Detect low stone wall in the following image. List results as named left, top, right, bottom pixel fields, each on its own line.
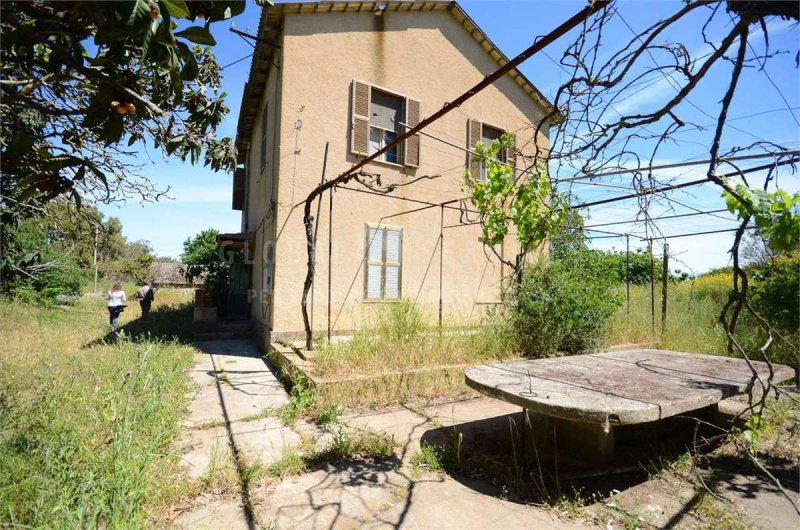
left=268, top=343, right=480, bottom=409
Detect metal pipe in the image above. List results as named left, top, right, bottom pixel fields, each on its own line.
left=327, top=175, right=333, bottom=341
left=626, top=234, right=630, bottom=315
left=649, top=239, right=656, bottom=339
left=439, top=205, right=444, bottom=328
left=309, top=142, right=329, bottom=336
left=662, top=241, right=669, bottom=338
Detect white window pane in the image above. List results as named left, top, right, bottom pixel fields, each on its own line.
left=367, top=227, right=383, bottom=261
left=385, top=229, right=401, bottom=262
left=369, top=127, right=381, bottom=155
left=384, top=265, right=399, bottom=299
left=367, top=264, right=383, bottom=298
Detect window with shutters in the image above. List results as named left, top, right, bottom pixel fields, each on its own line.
left=351, top=81, right=420, bottom=167
left=479, top=124, right=506, bottom=181
left=369, top=89, right=403, bottom=164
left=260, top=103, right=269, bottom=172
left=467, top=119, right=515, bottom=181
left=364, top=224, right=402, bottom=300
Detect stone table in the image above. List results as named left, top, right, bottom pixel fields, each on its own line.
left=465, top=349, right=795, bottom=457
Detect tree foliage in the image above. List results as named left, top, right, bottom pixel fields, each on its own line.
left=0, top=0, right=243, bottom=211
left=1, top=219, right=84, bottom=304
left=464, top=133, right=569, bottom=268
left=181, top=228, right=227, bottom=301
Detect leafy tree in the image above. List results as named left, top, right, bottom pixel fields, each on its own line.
left=0, top=0, right=244, bottom=212
left=1, top=219, right=84, bottom=303
left=101, top=240, right=156, bottom=283
left=39, top=203, right=125, bottom=269
left=181, top=228, right=227, bottom=302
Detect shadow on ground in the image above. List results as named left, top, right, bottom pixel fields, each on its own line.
left=418, top=409, right=744, bottom=505
left=84, top=302, right=194, bottom=347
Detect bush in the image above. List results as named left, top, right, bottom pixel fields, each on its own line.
left=750, top=253, right=799, bottom=334
left=1, top=219, right=84, bottom=304
left=509, top=259, right=622, bottom=356
left=36, top=257, right=84, bottom=302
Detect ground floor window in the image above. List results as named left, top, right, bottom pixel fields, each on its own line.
left=365, top=224, right=402, bottom=300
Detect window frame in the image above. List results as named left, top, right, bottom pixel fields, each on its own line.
left=363, top=223, right=403, bottom=301
left=368, top=85, right=406, bottom=165
left=479, top=122, right=507, bottom=182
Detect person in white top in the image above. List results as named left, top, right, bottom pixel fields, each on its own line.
left=106, top=282, right=127, bottom=330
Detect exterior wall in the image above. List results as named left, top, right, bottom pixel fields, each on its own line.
left=253, top=9, right=549, bottom=335
left=244, top=52, right=283, bottom=347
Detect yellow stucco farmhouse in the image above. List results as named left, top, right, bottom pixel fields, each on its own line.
left=226, top=0, right=556, bottom=349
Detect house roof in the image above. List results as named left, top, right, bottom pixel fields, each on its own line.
left=235, top=0, right=558, bottom=163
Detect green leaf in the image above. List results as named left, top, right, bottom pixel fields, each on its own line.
left=126, top=0, right=152, bottom=29
left=175, top=26, right=216, bottom=45
left=161, top=0, right=190, bottom=18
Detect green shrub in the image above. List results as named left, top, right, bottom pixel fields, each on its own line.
left=749, top=253, right=799, bottom=370
left=509, top=259, right=622, bottom=356
left=750, top=253, right=799, bottom=336
left=35, top=256, right=84, bottom=302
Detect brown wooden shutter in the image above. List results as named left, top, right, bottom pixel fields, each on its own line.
left=506, top=132, right=517, bottom=176
left=467, top=118, right=482, bottom=179
left=404, top=97, right=420, bottom=167
left=351, top=80, right=370, bottom=156
left=232, top=167, right=245, bottom=211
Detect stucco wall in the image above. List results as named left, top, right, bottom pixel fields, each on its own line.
left=254, top=8, right=550, bottom=334
left=244, top=50, right=283, bottom=341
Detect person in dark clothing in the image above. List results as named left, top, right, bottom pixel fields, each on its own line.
left=135, top=280, right=156, bottom=317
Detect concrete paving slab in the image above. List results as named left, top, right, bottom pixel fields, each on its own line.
left=176, top=424, right=229, bottom=478
left=229, top=417, right=302, bottom=466
left=344, top=407, right=430, bottom=461
left=172, top=499, right=251, bottom=530
left=257, top=461, right=573, bottom=529
left=421, top=397, right=520, bottom=428
left=466, top=349, right=795, bottom=425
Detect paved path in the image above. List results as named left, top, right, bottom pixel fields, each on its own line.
left=177, top=340, right=300, bottom=480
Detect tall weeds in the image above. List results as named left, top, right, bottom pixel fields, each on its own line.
left=0, top=291, right=196, bottom=527
left=314, top=300, right=516, bottom=378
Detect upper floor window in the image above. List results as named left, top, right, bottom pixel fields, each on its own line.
left=369, top=89, right=403, bottom=164
left=479, top=124, right=506, bottom=181
left=467, top=119, right=515, bottom=181
left=351, top=80, right=420, bottom=168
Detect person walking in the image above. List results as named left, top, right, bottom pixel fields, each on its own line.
left=135, top=280, right=156, bottom=317
left=106, top=282, right=127, bottom=330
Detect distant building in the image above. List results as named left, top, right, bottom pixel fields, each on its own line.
left=148, top=262, right=200, bottom=287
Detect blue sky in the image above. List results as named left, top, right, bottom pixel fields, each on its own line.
left=99, top=0, right=799, bottom=273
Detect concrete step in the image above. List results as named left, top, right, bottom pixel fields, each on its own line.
left=193, top=320, right=253, bottom=341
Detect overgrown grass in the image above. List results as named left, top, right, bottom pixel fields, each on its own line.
left=606, top=277, right=797, bottom=372
left=0, top=289, right=196, bottom=527
left=314, top=300, right=516, bottom=379
left=268, top=429, right=396, bottom=478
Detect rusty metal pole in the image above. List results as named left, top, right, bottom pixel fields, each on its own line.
left=310, top=142, right=329, bottom=337
left=625, top=234, right=630, bottom=315
left=662, top=241, right=669, bottom=339
left=327, top=180, right=333, bottom=342
left=439, top=205, right=444, bottom=328
left=649, top=239, right=655, bottom=339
